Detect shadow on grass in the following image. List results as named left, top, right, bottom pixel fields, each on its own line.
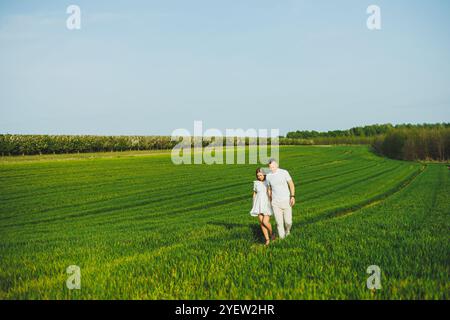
left=207, top=221, right=264, bottom=244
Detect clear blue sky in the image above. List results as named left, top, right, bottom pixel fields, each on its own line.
left=1, top=0, right=449, bottom=135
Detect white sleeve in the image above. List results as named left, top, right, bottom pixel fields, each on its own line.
left=253, top=181, right=257, bottom=192
left=284, top=170, right=292, bottom=182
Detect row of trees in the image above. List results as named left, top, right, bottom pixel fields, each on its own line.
left=1, top=134, right=370, bottom=156
left=0, top=135, right=178, bottom=155
left=372, top=127, right=450, bottom=161
left=1, top=124, right=449, bottom=161
left=0, top=135, right=280, bottom=156
left=286, top=123, right=450, bottom=139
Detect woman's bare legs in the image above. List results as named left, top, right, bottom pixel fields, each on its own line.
left=262, top=215, right=274, bottom=240
left=258, top=214, right=270, bottom=245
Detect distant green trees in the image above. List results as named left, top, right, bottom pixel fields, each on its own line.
left=286, top=123, right=449, bottom=139
left=283, top=126, right=448, bottom=160
left=0, top=135, right=277, bottom=156
left=372, top=126, right=450, bottom=161
left=286, top=124, right=392, bottom=139
left=1, top=123, right=449, bottom=161
left=286, top=123, right=450, bottom=161
left=0, top=135, right=177, bottom=156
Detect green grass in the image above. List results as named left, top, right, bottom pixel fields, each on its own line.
left=0, top=145, right=448, bottom=299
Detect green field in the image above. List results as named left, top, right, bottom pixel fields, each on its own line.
left=0, top=146, right=448, bottom=299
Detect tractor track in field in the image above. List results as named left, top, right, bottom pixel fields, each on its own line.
left=301, top=164, right=427, bottom=225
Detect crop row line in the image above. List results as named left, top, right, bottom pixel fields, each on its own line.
left=301, top=165, right=427, bottom=225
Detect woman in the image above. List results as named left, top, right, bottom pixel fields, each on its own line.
left=250, top=168, right=274, bottom=245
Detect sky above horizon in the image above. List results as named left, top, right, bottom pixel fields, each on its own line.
left=1, top=0, right=449, bottom=135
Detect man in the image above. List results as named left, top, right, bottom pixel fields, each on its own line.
left=266, top=159, right=295, bottom=239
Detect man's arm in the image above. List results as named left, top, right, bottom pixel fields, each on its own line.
left=267, top=186, right=272, bottom=201
left=288, top=179, right=295, bottom=207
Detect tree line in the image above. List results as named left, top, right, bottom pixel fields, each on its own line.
left=372, top=127, right=449, bottom=161
left=286, top=123, right=450, bottom=139
left=1, top=123, right=449, bottom=161
left=0, top=135, right=279, bottom=156
left=0, top=135, right=177, bottom=156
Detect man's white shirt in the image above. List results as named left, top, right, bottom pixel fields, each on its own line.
left=266, top=168, right=292, bottom=205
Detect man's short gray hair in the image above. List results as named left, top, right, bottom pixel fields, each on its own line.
left=268, top=158, right=277, bottom=165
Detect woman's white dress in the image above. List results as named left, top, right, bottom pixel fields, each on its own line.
left=250, top=180, right=273, bottom=216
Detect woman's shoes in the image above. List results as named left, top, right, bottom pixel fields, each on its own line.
left=264, top=239, right=270, bottom=246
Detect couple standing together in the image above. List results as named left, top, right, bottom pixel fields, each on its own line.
left=250, top=159, right=296, bottom=246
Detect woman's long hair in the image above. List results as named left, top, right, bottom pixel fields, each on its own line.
left=255, top=168, right=266, bottom=181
